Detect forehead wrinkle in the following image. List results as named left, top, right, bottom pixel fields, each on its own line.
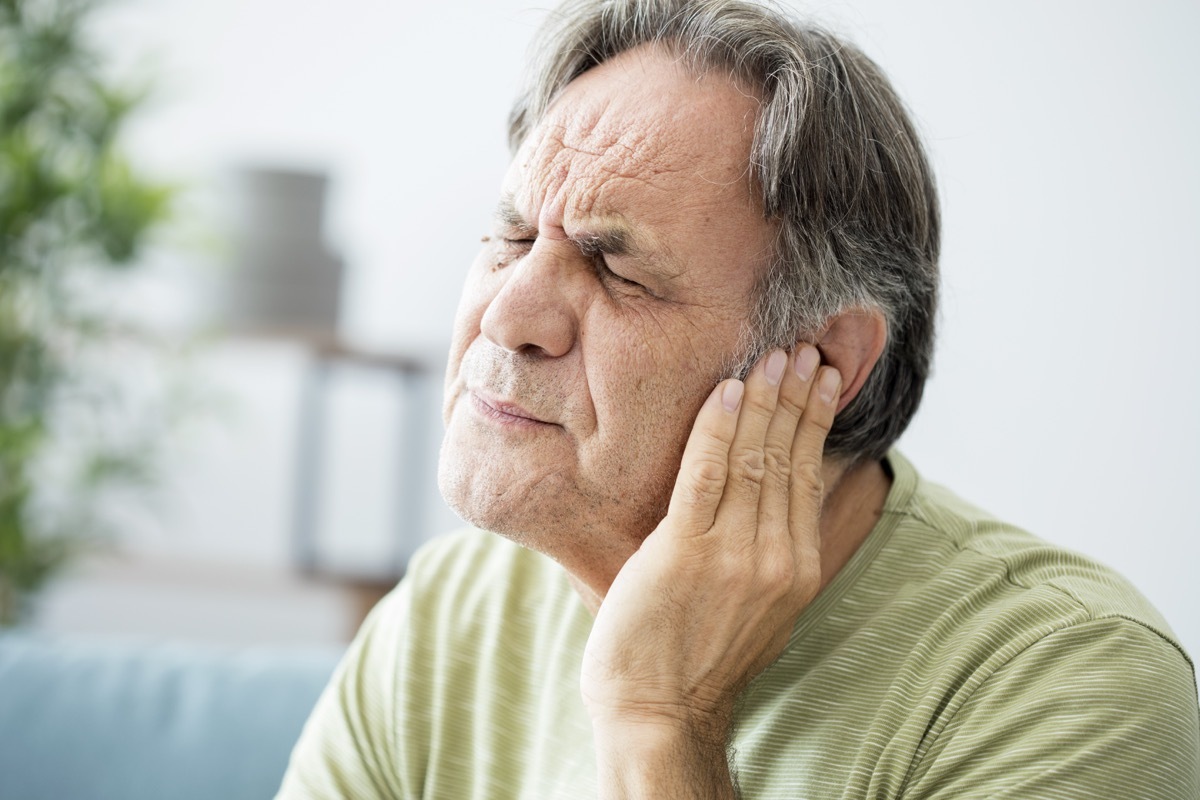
left=538, top=134, right=685, bottom=234
left=513, top=101, right=746, bottom=289
left=534, top=110, right=678, bottom=184
left=517, top=123, right=674, bottom=231
left=517, top=122, right=572, bottom=227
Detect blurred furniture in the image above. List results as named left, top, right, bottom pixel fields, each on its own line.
left=216, top=166, right=345, bottom=337
left=34, top=550, right=380, bottom=647
left=0, top=633, right=343, bottom=800
left=213, top=165, right=440, bottom=604
left=291, top=337, right=437, bottom=616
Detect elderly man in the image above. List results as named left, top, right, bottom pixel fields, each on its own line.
left=278, top=1, right=1200, bottom=797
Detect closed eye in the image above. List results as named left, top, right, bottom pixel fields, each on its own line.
left=490, top=231, right=651, bottom=296
left=578, top=236, right=645, bottom=292
left=593, top=253, right=643, bottom=289
left=488, top=234, right=534, bottom=269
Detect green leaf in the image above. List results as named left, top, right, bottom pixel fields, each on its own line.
left=1, top=0, right=187, bottom=617
left=91, top=154, right=173, bottom=263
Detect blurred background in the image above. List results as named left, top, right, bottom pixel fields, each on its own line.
left=4, top=0, right=1198, bottom=655
left=2, top=2, right=1197, bottom=796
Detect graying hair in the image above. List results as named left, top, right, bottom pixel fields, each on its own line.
left=508, top=0, right=940, bottom=463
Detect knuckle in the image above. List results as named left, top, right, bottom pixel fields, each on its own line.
left=763, top=442, right=793, bottom=494
left=762, top=441, right=793, bottom=479
left=806, top=408, right=835, bottom=434
left=718, top=547, right=756, bottom=584
left=684, top=453, right=728, bottom=502
left=791, top=459, right=825, bottom=502
left=759, top=554, right=795, bottom=597
left=700, top=420, right=737, bottom=450
left=775, top=390, right=807, bottom=419
left=729, top=446, right=766, bottom=488
left=742, top=390, right=779, bottom=422
left=794, top=558, right=821, bottom=604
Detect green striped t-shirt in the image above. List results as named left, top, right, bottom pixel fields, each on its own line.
left=278, top=451, right=1200, bottom=798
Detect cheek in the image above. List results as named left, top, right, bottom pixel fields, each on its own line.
left=584, top=319, right=716, bottom=448
left=581, top=298, right=746, bottom=478
left=450, top=253, right=506, bottom=349
left=444, top=253, right=504, bottom=404
left=581, top=348, right=712, bottom=526
left=464, top=248, right=506, bottom=311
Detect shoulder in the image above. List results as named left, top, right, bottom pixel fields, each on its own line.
left=906, top=614, right=1200, bottom=798
left=875, top=453, right=1200, bottom=796
left=885, top=451, right=1190, bottom=669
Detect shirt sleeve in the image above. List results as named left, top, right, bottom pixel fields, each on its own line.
left=907, top=616, right=1200, bottom=799
left=274, top=579, right=412, bottom=800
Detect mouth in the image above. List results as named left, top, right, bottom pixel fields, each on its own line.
left=467, top=389, right=554, bottom=428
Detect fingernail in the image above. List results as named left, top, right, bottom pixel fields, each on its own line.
left=794, top=347, right=819, bottom=382
left=722, top=380, right=744, bottom=412
left=765, top=350, right=787, bottom=386
left=819, top=369, right=842, bottom=405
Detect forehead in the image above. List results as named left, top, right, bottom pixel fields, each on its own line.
left=506, top=45, right=768, bottom=255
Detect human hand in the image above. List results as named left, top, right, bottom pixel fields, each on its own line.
left=581, top=345, right=841, bottom=748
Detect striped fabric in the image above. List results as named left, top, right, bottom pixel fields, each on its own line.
left=277, top=451, right=1200, bottom=799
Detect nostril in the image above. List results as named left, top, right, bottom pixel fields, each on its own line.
left=477, top=248, right=579, bottom=358
left=480, top=292, right=575, bottom=359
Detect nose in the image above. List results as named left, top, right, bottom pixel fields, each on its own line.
left=479, top=244, right=578, bottom=358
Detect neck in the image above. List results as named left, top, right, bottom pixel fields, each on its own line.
left=815, top=456, right=891, bottom=594
left=567, top=457, right=893, bottom=615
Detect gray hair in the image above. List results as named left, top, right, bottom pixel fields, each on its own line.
left=509, top=0, right=940, bottom=463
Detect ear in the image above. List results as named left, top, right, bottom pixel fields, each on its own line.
left=813, top=307, right=887, bottom=415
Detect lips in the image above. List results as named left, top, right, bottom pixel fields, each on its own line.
left=468, top=389, right=553, bottom=427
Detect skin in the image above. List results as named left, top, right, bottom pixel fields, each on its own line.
left=438, top=44, right=892, bottom=797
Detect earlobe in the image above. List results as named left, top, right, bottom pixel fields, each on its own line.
left=813, top=308, right=888, bottom=414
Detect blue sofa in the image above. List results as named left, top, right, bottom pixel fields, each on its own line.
left=0, top=634, right=343, bottom=800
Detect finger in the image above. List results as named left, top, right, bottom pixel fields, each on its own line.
left=789, top=365, right=841, bottom=536
left=666, top=378, right=744, bottom=532
left=757, top=345, right=821, bottom=540
left=715, top=349, right=787, bottom=528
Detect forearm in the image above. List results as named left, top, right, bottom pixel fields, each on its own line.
left=594, top=718, right=738, bottom=800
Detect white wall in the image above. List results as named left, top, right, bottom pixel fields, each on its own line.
left=70, top=0, right=1198, bottom=653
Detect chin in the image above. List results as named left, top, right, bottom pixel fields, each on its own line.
left=437, top=437, right=556, bottom=544
left=437, top=449, right=666, bottom=568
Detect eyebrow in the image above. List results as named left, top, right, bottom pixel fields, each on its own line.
left=493, top=196, right=537, bottom=237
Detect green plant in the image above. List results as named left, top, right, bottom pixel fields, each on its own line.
left=0, top=0, right=173, bottom=626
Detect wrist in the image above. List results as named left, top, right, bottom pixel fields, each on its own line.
left=583, top=675, right=736, bottom=739
left=589, top=701, right=732, bottom=751
left=592, top=715, right=736, bottom=800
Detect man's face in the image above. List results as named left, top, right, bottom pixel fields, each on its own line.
left=438, top=45, right=776, bottom=572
